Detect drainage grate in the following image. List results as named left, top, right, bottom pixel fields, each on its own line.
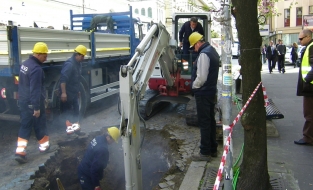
left=200, top=167, right=223, bottom=190
left=270, top=177, right=286, bottom=190
left=270, top=172, right=294, bottom=190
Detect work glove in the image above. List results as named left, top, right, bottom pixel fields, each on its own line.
left=95, top=186, right=101, bottom=190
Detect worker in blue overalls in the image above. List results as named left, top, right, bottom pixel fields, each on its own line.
left=15, top=42, right=51, bottom=164
left=59, top=45, right=87, bottom=134
left=77, top=127, right=120, bottom=190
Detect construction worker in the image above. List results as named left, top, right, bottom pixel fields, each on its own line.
left=179, top=17, right=204, bottom=55
left=15, top=42, right=51, bottom=164
left=77, top=127, right=120, bottom=190
left=188, top=32, right=220, bottom=161
left=59, top=45, right=87, bottom=134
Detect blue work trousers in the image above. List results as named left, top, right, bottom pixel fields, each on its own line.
left=18, top=101, right=47, bottom=141
left=182, top=43, right=192, bottom=55
left=195, top=95, right=218, bottom=155
left=60, top=95, right=79, bottom=123
left=78, top=170, right=94, bottom=190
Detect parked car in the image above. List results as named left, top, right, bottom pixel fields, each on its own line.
left=296, top=45, right=305, bottom=67
left=285, top=48, right=292, bottom=64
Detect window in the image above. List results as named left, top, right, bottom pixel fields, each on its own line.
left=135, top=8, right=139, bottom=14
left=148, top=7, right=152, bottom=18
left=310, top=6, right=313, bottom=14
left=141, top=8, right=145, bottom=16
left=296, top=7, right=302, bottom=26
left=284, top=9, right=290, bottom=27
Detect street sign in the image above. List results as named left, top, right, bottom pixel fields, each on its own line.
left=259, top=24, right=269, bottom=36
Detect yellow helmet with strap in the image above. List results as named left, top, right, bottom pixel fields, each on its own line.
left=189, top=32, right=203, bottom=48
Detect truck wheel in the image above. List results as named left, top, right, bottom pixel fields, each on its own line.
left=79, top=82, right=87, bottom=118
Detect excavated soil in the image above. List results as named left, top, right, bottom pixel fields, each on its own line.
left=30, top=127, right=180, bottom=190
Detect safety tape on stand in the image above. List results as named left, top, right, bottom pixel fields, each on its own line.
left=213, top=81, right=268, bottom=190
left=262, top=84, right=269, bottom=107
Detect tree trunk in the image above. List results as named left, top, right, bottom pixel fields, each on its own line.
left=231, top=0, right=272, bottom=189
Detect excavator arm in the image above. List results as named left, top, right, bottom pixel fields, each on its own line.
left=119, top=22, right=177, bottom=190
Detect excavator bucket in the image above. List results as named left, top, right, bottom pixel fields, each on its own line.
left=139, top=89, right=190, bottom=120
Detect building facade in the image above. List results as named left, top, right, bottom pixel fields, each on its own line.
left=270, top=0, right=313, bottom=46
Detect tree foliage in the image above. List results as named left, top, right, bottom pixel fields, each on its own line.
left=258, top=0, right=298, bottom=18
left=211, top=30, right=219, bottom=38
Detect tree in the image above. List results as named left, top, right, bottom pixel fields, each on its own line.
left=231, top=0, right=272, bottom=189
left=211, top=30, right=220, bottom=38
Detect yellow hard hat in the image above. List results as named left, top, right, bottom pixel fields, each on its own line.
left=32, top=42, right=49, bottom=53
left=74, top=45, right=87, bottom=56
left=108, top=127, right=120, bottom=143
left=189, top=32, right=203, bottom=48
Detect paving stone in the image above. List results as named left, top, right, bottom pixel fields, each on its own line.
left=166, top=180, right=175, bottom=186
left=165, top=175, right=175, bottom=181
left=159, top=182, right=169, bottom=188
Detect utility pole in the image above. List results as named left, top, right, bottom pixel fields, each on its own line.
left=220, top=0, right=233, bottom=189
left=82, top=0, right=85, bottom=13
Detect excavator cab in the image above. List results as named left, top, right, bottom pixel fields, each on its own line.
left=139, top=13, right=211, bottom=119
left=172, top=13, right=212, bottom=76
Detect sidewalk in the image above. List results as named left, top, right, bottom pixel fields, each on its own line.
left=181, top=63, right=313, bottom=190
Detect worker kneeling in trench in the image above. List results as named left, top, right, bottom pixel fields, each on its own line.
left=77, top=127, right=120, bottom=190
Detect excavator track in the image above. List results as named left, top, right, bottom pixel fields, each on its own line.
left=139, top=89, right=190, bottom=120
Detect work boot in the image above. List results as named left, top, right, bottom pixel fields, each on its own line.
left=66, top=120, right=72, bottom=127
left=211, top=152, right=218, bottom=157
left=72, top=123, right=81, bottom=132
left=15, top=154, right=27, bottom=164
left=66, top=126, right=75, bottom=134
left=66, top=120, right=74, bottom=134
left=192, top=153, right=211, bottom=162
left=40, top=145, right=58, bottom=153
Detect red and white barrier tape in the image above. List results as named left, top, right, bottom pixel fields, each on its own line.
left=229, top=81, right=262, bottom=129
left=262, top=85, right=269, bottom=107
left=213, top=81, right=268, bottom=190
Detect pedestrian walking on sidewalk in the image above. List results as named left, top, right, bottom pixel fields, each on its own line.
left=294, top=29, right=313, bottom=146
left=291, top=42, right=298, bottom=68
left=261, top=45, right=267, bottom=64
left=277, top=39, right=287, bottom=73
left=188, top=32, right=220, bottom=161
left=77, top=127, right=120, bottom=190
left=59, top=45, right=87, bottom=135
left=266, top=41, right=277, bottom=74
left=15, top=42, right=52, bottom=164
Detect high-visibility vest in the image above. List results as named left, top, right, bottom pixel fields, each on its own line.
left=301, top=42, right=313, bottom=84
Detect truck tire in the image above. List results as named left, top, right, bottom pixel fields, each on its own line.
left=79, top=82, right=87, bottom=118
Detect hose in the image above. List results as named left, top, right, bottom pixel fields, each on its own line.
left=232, top=94, right=244, bottom=190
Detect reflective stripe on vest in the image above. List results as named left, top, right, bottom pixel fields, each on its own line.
left=301, top=42, right=313, bottom=84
